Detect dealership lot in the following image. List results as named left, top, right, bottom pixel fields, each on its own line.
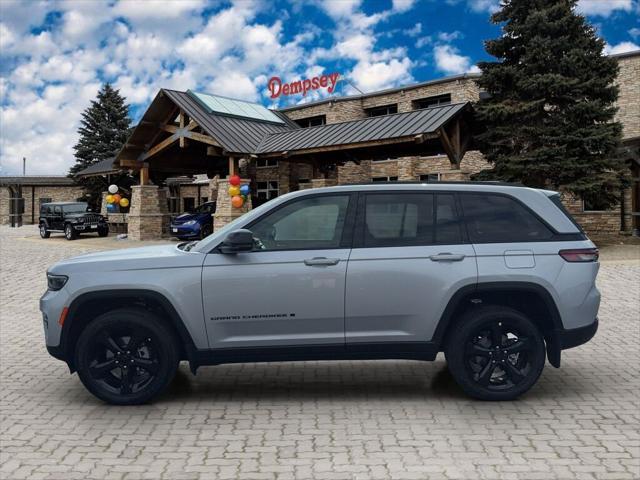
left=1, top=225, right=638, bottom=480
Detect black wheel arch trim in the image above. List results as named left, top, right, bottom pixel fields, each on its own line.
left=59, top=289, right=199, bottom=371
left=433, top=281, right=566, bottom=368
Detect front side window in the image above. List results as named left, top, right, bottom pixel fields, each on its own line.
left=250, top=195, right=350, bottom=251
left=62, top=203, right=88, bottom=214
left=461, top=193, right=554, bottom=243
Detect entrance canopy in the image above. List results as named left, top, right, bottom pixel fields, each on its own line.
left=115, top=88, right=474, bottom=182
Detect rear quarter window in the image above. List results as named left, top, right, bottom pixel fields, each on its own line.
left=460, top=193, right=554, bottom=243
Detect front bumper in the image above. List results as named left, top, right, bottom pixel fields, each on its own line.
left=72, top=223, right=107, bottom=231
left=170, top=225, right=200, bottom=237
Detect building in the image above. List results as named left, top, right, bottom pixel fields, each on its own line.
left=0, top=176, right=86, bottom=226
left=82, top=50, right=639, bottom=240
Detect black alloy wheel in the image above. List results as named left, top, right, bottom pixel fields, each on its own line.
left=64, top=223, right=77, bottom=240
left=75, top=309, right=179, bottom=405
left=445, top=306, right=545, bottom=400
left=39, top=224, right=50, bottom=238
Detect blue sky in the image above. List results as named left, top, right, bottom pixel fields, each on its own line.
left=1, top=0, right=639, bottom=175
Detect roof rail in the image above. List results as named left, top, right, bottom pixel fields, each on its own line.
left=344, top=180, right=526, bottom=187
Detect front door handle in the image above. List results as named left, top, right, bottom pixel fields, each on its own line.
left=304, top=257, right=340, bottom=266
left=429, top=253, right=466, bottom=262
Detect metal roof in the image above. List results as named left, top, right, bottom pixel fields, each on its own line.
left=0, top=176, right=76, bottom=186
left=75, top=158, right=119, bottom=177
left=256, top=102, right=469, bottom=154
left=162, top=89, right=295, bottom=154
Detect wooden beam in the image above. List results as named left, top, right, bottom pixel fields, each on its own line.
left=438, top=126, right=460, bottom=168
left=161, top=125, right=178, bottom=134
left=179, top=110, right=187, bottom=148
left=228, top=156, right=236, bottom=176
left=185, top=131, right=222, bottom=148
left=140, top=163, right=149, bottom=185
left=119, top=159, right=141, bottom=168
left=186, top=120, right=198, bottom=131
left=139, top=133, right=179, bottom=162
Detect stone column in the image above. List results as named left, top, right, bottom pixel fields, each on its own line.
left=213, top=178, right=252, bottom=231
left=100, top=192, right=109, bottom=216
left=397, top=156, right=417, bottom=181
left=127, top=185, right=170, bottom=240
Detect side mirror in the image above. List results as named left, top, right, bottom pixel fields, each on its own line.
left=219, top=229, right=254, bottom=254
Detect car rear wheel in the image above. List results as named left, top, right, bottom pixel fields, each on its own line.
left=75, top=308, right=180, bottom=405
left=200, top=224, right=212, bottom=239
left=39, top=224, right=50, bottom=238
left=445, top=306, right=546, bottom=401
left=64, top=224, right=77, bottom=240
left=98, top=226, right=109, bottom=237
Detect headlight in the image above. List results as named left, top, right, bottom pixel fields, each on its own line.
left=47, top=273, right=68, bottom=291
left=183, top=220, right=197, bottom=226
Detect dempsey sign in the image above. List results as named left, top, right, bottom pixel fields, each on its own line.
left=268, top=73, right=340, bottom=99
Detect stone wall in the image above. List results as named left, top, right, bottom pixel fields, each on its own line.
left=127, top=185, right=170, bottom=241
left=616, top=53, right=640, bottom=140
left=0, top=185, right=85, bottom=225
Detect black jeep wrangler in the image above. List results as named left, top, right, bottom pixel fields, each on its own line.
left=39, top=202, right=109, bottom=240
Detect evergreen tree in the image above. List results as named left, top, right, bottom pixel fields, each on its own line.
left=69, top=84, right=132, bottom=207
left=473, top=0, right=624, bottom=207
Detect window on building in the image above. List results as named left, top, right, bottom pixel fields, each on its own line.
left=250, top=195, right=350, bottom=251
left=295, top=115, right=326, bottom=128
left=298, top=178, right=310, bottom=185
left=460, top=193, right=554, bottom=243
left=256, top=158, right=279, bottom=168
left=183, top=197, right=196, bottom=212
left=419, top=173, right=441, bottom=182
left=582, top=192, right=610, bottom=212
left=366, top=104, right=398, bottom=117
left=257, top=181, right=279, bottom=200
left=372, top=176, right=398, bottom=182
left=412, top=93, right=452, bottom=110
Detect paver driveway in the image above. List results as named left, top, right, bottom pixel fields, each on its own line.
left=1, top=226, right=639, bottom=480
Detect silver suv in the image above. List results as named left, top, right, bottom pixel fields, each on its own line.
left=41, top=183, right=600, bottom=405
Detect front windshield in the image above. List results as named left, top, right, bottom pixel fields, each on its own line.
left=62, top=203, right=89, bottom=214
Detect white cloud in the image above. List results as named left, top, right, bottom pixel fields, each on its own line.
left=433, top=44, right=477, bottom=74
left=351, top=57, right=413, bottom=91
left=404, top=22, right=422, bottom=37
left=605, top=41, right=640, bottom=55
left=467, top=0, right=500, bottom=14
left=629, top=27, right=640, bottom=38
left=392, top=0, right=416, bottom=13
left=415, top=36, right=432, bottom=48
left=438, top=31, right=463, bottom=42
left=319, top=0, right=362, bottom=19
left=576, top=0, right=633, bottom=17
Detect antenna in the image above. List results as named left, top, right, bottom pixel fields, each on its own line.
left=339, top=77, right=365, bottom=95
left=23, top=157, right=26, bottom=176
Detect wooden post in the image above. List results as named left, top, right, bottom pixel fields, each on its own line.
left=228, top=156, right=237, bottom=176
left=140, top=163, right=149, bottom=185
left=179, top=110, right=187, bottom=148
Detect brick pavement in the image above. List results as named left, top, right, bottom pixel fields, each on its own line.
left=1, top=225, right=639, bottom=480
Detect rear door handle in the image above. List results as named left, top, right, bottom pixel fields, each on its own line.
left=429, top=253, right=466, bottom=262
left=304, top=257, right=340, bottom=266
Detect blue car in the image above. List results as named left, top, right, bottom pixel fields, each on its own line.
left=170, top=201, right=216, bottom=240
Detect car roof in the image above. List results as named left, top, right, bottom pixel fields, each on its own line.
left=41, top=201, right=87, bottom=205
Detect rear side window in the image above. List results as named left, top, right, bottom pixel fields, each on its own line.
left=460, top=193, right=554, bottom=243
left=549, top=194, right=584, bottom=232
left=362, top=193, right=463, bottom=247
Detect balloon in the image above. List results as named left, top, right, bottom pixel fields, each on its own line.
left=112, top=194, right=121, bottom=204
left=119, top=197, right=129, bottom=208
left=231, top=195, right=244, bottom=208
left=239, top=184, right=250, bottom=196
left=228, top=186, right=240, bottom=196
left=229, top=175, right=241, bottom=186
left=108, top=184, right=118, bottom=194
left=107, top=203, right=116, bottom=212
left=106, top=194, right=115, bottom=204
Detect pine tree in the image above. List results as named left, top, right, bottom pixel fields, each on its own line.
left=69, top=84, right=132, bottom=207
left=473, top=0, right=624, bottom=207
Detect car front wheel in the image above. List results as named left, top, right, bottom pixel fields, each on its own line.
left=39, top=224, right=50, bottom=238
left=75, top=308, right=180, bottom=405
left=445, top=306, right=546, bottom=401
left=64, top=224, right=77, bottom=240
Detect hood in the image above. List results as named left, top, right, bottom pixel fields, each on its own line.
left=48, top=243, right=204, bottom=275
left=172, top=212, right=204, bottom=223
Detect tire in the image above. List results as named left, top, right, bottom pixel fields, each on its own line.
left=98, top=226, right=109, bottom=237
left=445, top=306, right=546, bottom=401
left=64, top=223, right=77, bottom=240
left=39, top=223, right=50, bottom=239
left=75, top=308, right=180, bottom=405
left=200, top=224, right=212, bottom=240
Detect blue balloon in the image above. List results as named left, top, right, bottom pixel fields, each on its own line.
left=107, top=203, right=116, bottom=212
left=240, top=184, right=250, bottom=196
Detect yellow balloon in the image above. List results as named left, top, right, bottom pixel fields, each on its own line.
left=119, top=197, right=129, bottom=207
left=228, top=186, right=240, bottom=196
left=106, top=195, right=114, bottom=204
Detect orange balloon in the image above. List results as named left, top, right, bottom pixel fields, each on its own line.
left=231, top=195, right=244, bottom=208
left=112, top=194, right=121, bottom=203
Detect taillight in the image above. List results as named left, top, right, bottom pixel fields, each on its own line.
left=559, top=248, right=599, bottom=262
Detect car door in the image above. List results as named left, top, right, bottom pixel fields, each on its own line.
left=52, top=205, right=63, bottom=230
left=345, top=191, right=477, bottom=347
left=202, top=193, right=355, bottom=350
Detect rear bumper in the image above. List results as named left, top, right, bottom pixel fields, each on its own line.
left=557, top=317, right=598, bottom=350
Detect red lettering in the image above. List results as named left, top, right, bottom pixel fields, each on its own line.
left=311, top=77, right=320, bottom=89
left=267, top=76, right=282, bottom=98
left=282, top=83, right=290, bottom=95
left=319, top=75, right=328, bottom=88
